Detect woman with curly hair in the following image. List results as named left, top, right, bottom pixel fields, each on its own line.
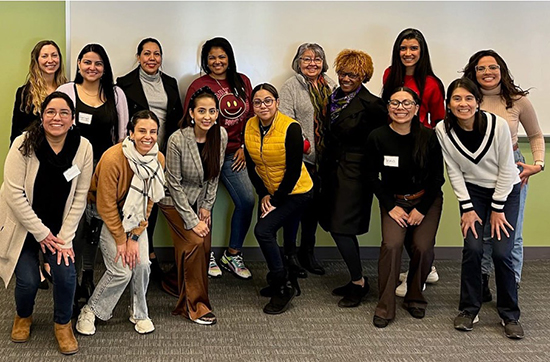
left=319, top=49, right=387, bottom=308
left=463, top=50, right=545, bottom=299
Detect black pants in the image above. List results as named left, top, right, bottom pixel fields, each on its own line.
left=331, top=233, right=363, bottom=282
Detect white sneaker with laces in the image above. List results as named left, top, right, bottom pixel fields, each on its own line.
left=220, top=250, right=252, bottom=279
left=128, top=307, right=155, bottom=334
left=395, top=280, right=426, bottom=298
left=76, top=304, right=96, bottom=335
left=208, top=251, right=222, bottom=278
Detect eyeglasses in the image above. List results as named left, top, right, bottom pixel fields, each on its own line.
left=44, top=109, right=72, bottom=119
left=475, top=64, right=500, bottom=73
left=300, top=57, right=323, bottom=65
left=337, top=72, right=360, bottom=81
left=388, top=99, right=416, bottom=109
left=252, top=98, right=275, bottom=108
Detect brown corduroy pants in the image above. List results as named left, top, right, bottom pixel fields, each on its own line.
left=375, top=194, right=443, bottom=320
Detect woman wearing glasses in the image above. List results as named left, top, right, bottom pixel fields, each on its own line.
left=463, top=50, right=544, bottom=300
left=366, top=87, right=444, bottom=328
left=319, top=49, right=387, bottom=308
left=278, top=43, right=336, bottom=277
left=184, top=37, right=255, bottom=279
left=243, top=83, right=313, bottom=315
left=1, top=92, right=93, bottom=354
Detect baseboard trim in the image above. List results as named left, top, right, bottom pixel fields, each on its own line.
left=153, top=246, right=550, bottom=263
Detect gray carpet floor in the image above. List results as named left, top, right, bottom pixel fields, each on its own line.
left=1, top=259, right=549, bottom=362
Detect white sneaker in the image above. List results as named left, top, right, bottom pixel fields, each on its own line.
left=128, top=307, right=155, bottom=334
left=395, top=280, right=426, bottom=298
left=399, top=271, right=408, bottom=282
left=208, top=251, right=222, bottom=278
left=76, top=304, right=96, bottom=335
left=426, top=266, right=439, bottom=284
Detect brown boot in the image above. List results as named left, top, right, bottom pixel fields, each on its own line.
left=54, top=321, right=79, bottom=355
left=11, top=315, right=32, bottom=343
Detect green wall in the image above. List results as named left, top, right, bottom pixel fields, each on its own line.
left=2, top=1, right=548, bottom=250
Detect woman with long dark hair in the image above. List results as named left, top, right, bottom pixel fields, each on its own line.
left=159, top=87, right=227, bottom=325
left=463, top=50, right=544, bottom=300
left=435, top=78, right=523, bottom=339
left=57, top=43, right=129, bottom=304
left=382, top=28, right=445, bottom=296
left=366, top=87, right=444, bottom=328
left=184, top=37, right=255, bottom=279
left=117, top=37, right=184, bottom=279
left=1, top=92, right=93, bottom=354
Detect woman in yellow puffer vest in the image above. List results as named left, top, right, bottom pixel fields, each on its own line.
left=244, top=83, right=313, bottom=315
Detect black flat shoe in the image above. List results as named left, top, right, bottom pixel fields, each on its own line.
left=338, top=282, right=369, bottom=308
left=373, top=315, right=390, bottom=328
left=332, top=281, right=353, bottom=297
left=297, top=251, right=325, bottom=275
left=38, top=279, right=49, bottom=290
left=41, top=265, right=52, bottom=283
left=407, top=307, right=426, bottom=319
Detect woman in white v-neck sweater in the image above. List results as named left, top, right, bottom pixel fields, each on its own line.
left=435, top=78, right=523, bottom=340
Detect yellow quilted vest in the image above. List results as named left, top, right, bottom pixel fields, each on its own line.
left=245, top=112, right=313, bottom=196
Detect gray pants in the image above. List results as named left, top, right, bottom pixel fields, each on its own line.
left=88, top=224, right=151, bottom=321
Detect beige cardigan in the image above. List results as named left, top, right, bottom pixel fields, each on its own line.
left=0, top=134, right=93, bottom=288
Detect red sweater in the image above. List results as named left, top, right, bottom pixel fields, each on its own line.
left=383, top=67, right=445, bottom=129
left=184, top=74, right=254, bottom=154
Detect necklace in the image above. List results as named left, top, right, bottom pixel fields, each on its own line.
left=259, top=122, right=271, bottom=136
left=78, top=84, right=99, bottom=97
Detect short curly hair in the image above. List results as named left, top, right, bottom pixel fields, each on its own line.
left=334, top=49, right=374, bottom=83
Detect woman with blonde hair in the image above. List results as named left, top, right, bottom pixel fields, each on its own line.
left=319, top=49, right=387, bottom=308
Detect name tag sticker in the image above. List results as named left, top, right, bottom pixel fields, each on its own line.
left=63, top=165, right=81, bottom=182
left=79, top=112, right=93, bottom=125
left=384, top=155, right=399, bottom=167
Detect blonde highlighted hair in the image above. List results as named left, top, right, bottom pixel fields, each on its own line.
left=334, top=49, right=374, bottom=83
left=21, top=40, right=67, bottom=115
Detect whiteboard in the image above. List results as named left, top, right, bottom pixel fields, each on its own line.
left=68, top=1, right=550, bottom=136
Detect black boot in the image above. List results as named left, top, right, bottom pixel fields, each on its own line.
left=338, top=279, right=370, bottom=308
left=297, top=249, right=325, bottom=275
left=81, top=270, right=95, bottom=302
left=482, top=274, right=492, bottom=303
left=263, top=277, right=297, bottom=315
left=284, top=254, right=307, bottom=279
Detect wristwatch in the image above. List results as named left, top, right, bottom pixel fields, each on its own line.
left=128, top=233, right=139, bottom=242
left=534, top=160, right=545, bottom=171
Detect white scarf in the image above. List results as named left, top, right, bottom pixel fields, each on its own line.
left=121, top=137, right=165, bottom=232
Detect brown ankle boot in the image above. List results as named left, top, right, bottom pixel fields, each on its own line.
left=11, top=315, right=32, bottom=343
left=54, top=321, right=79, bottom=355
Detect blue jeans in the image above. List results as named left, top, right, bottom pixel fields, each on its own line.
left=88, top=224, right=150, bottom=321
left=460, top=183, right=520, bottom=322
left=15, top=235, right=76, bottom=324
left=481, top=148, right=527, bottom=282
left=254, top=191, right=312, bottom=280
left=220, top=152, right=255, bottom=250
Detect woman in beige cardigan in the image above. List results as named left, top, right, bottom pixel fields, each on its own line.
left=0, top=92, right=93, bottom=354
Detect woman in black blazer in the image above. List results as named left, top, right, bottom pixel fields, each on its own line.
left=319, top=49, right=387, bottom=308
left=117, top=38, right=184, bottom=279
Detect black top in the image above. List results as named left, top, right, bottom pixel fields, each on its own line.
left=11, top=85, right=40, bottom=145
left=32, top=129, right=81, bottom=238
left=453, top=115, right=487, bottom=153
left=197, top=141, right=206, bottom=181
left=116, top=67, right=184, bottom=153
left=74, top=84, right=115, bottom=160
left=366, top=124, right=444, bottom=215
left=244, top=122, right=303, bottom=207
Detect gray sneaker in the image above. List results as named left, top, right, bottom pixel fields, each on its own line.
left=502, top=320, right=524, bottom=339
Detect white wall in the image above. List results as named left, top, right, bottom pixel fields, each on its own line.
left=69, top=1, right=550, bottom=135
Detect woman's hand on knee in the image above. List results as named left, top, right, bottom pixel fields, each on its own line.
left=56, top=247, right=75, bottom=266
left=490, top=211, right=514, bottom=241
left=192, top=221, right=210, bottom=238
left=125, top=239, right=140, bottom=270
left=461, top=211, right=482, bottom=239
left=260, top=195, right=276, bottom=218
left=389, top=206, right=409, bottom=228
left=39, top=232, right=64, bottom=255
left=407, top=208, right=425, bottom=226
left=199, top=208, right=211, bottom=227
